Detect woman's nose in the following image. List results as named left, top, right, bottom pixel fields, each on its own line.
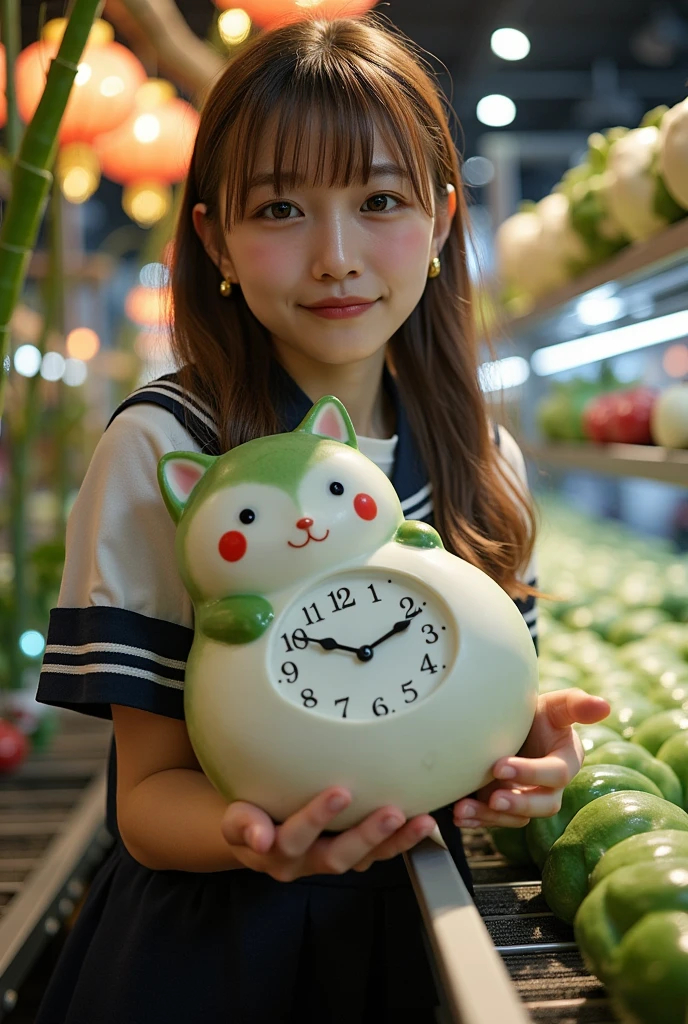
left=311, top=215, right=364, bottom=280
left=296, top=517, right=314, bottom=531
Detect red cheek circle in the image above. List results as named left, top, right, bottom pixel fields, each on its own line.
left=218, top=530, right=247, bottom=562
left=354, top=493, right=377, bottom=521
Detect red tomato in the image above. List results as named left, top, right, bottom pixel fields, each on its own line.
left=0, top=719, right=29, bottom=773
left=583, top=394, right=617, bottom=443
left=607, top=388, right=656, bottom=445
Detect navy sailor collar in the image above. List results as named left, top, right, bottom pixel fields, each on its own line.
left=109, top=360, right=434, bottom=521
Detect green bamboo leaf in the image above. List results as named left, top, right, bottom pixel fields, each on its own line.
left=0, top=0, right=101, bottom=417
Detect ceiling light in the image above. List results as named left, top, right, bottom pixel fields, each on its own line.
left=463, top=156, right=495, bottom=186
left=41, top=352, right=66, bottom=382
left=531, top=310, right=688, bottom=376
left=13, top=344, right=41, bottom=377
left=479, top=355, right=530, bottom=391
left=491, top=28, right=531, bottom=61
left=476, top=94, right=516, bottom=127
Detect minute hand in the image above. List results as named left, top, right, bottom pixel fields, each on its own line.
left=369, top=619, right=411, bottom=649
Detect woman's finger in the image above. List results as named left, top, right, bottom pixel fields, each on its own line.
left=352, top=815, right=438, bottom=872
left=492, top=748, right=581, bottom=789
left=310, top=806, right=410, bottom=874
left=487, top=787, right=562, bottom=819
left=544, top=689, right=611, bottom=730
left=275, top=788, right=353, bottom=859
left=220, top=801, right=276, bottom=853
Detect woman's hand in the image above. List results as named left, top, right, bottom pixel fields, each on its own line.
left=453, top=688, right=611, bottom=830
left=220, top=789, right=437, bottom=881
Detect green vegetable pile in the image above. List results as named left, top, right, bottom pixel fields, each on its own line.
left=490, top=501, right=688, bottom=1023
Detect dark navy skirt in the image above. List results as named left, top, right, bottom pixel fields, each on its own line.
left=36, top=810, right=472, bottom=1024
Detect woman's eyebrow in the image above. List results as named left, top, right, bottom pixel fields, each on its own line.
left=246, top=161, right=410, bottom=191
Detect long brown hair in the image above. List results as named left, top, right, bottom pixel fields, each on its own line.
left=169, top=14, right=537, bottom=599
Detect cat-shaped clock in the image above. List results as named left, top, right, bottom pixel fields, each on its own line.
left=158, top=396, right=538, bottom=830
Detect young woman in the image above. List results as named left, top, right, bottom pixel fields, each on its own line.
left=36, top=15, right=609, bottom=1023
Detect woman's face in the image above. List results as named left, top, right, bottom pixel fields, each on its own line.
left=193, top=125, right=455, bottom=370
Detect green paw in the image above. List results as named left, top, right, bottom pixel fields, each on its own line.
left=198, top=595, right=274, bottom=644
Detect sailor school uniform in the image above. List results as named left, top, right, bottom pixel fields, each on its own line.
left=35, top=362, right=537, bottom=1024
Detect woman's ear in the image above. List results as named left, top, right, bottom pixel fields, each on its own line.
left=432, top=183, right=457, bottom=257
left=192, top=202, right=235, bottom=281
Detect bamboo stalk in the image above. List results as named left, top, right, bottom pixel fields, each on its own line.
left=0, top=0, right=22, bottom=157
left=0, top=0, right=101, bottom=419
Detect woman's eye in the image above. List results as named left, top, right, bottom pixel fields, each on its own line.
left=329, top=482, right=345, bottom=496
left=239, top=508, right=256, bottom=524
left=362, top=193, right=401, bottom=213
left=258, top=201, right=299, bottom=220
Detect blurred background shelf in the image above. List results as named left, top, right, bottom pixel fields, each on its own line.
left=527, top=442, right=688, bottom=485
left=503, top=218, right=688, bottom=339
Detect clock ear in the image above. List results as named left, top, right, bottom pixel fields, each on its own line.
left=158, top=451, right=215, bottom=523
left=297, top=396, right=358, bottom=449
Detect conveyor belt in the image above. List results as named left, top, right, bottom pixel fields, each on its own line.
left=0, top=711, right=112, bottom=1022
left=0, top=713, right=620, bottom=1023
left=462, top=829, right=617, bottom=1024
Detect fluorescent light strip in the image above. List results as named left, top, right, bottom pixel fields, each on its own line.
left=479, top=355, right=530, bottom=392
left=531, top=310, right=688, bottom=376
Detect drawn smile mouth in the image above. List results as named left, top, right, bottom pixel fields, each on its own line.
left=288, top=529, right=330, bottom=549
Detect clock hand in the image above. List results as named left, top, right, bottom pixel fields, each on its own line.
left=369, top=618, right=412, bottom=649
left=304, top=635, right=361, bottom=654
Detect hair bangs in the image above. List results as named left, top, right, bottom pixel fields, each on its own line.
left=222, top=55, right=435, bottom=230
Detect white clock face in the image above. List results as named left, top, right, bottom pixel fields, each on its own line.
left=269, top=569, right=457, bottom=722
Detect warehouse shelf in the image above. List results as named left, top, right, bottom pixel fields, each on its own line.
left=526, top=442, right=688, bottom=486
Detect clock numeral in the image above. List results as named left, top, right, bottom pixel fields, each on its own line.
left=280, top=661, right=299, bottom=684
left=334, top=697, right=349, bottom=719
left=281, top=628, right=308, bottom=653
left=401, top=680, right=418, bottom=703
left=422, top=624, right=439, bottom=644
left=302, top=603, right=324, bottom=626
left=301, top=689, right=318, bottom=709
left=367, top=583, right=382, bottom=604
left=327, top=587, right=356, bottom=613
left=400, top=596, right=423, bottom=619
left=420, top=653, right=438, bottom=675
left=372, top=697, right=389, bottom=716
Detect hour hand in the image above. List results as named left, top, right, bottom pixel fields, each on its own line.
left=305, top=635, right=360, bottom=654
left=369, top=619, right=411, bottom=649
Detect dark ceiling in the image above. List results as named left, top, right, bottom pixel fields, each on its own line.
left=17, top=0, right=688, bottom=168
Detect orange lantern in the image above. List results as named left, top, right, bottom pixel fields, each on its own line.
left=213, top=0, right=376, bottom=29
left=94, top=92, right=200, bottom=187
left=125, top=285, right=170, bottom=328
left=16, top=19, right=146, bottom=145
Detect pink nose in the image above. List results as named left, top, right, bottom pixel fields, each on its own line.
left=296, top=517, right=313, bottom=531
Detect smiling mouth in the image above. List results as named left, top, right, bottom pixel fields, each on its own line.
left=288, top=529, right=330, bottom=549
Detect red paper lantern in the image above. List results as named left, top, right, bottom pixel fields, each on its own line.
left=15, top=20, right=146, bottom=145
left=95, top=97, right=200, bottom=186
left=213, top=0, right=376, bottom=29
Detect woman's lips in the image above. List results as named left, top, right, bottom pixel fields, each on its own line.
left=301, top=300, right=378, bottom=319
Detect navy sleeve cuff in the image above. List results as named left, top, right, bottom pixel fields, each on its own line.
left=37, top=606, right=193, bottom=721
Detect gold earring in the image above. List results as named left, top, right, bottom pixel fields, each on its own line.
left=428, top=256, right=441, bottom=279
left=219, top=277, right=232, bottom=297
